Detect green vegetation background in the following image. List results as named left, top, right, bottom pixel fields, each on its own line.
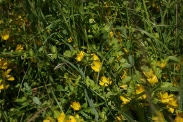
left=0, top=0, right=183, bottom=122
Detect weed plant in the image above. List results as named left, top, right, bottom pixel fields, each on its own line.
left=0, top=0, right=183, bottom=122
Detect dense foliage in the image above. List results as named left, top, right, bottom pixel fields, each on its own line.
left=0, top=0, right=183, bottom=122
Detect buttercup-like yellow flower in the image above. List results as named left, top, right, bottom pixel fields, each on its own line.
left=43, top=116, right=53, bottom=122
left=152, top=111, right=165, bottom=122
left=1, top=30, right=9, bottom=40
left=115, top=114, right=124, bottom=122
left=0, top=79, right=9, bottom=92
left=120, top=96, right=131, bottom=104
left=166, top=98, right=178, bottom=113
left=0, top=58, right=8, bottom=69
left=15, top=44, right=24, bottom=51
left=135, top=84, right=146, bottom=99
left=159, top=92, right=174, bottom=104
left=121, top=69, right=128, bottom=79
left=99, top=76, right=112, bottom=86
left=158, top=92, right=178, bottom=113
left=91, top=60, right=102, bottom=72
left=143, top=69, right=153, bottom=78
left=157, top=60, right=167, bottom=69
left=91, top=53, right=99, bottom=61
left=70, top=101, right=81, bottom=111
left=75, top=114, right=84, bottom=122
left=3, top=69, right=15, bottom=81
left=66, top=116, right=76, bottom=122
left=109, top=31, right=114, bottom=38
left=147, top=75, right=158, bottom=85
left=68, top=37, right=73, bottom=42
left=75, top=51, right=85, bottom=62
left=119, top=84, right=128, bottom=90
left=57, top=112, right=65, bottom=122
left=174, top=112, right=183, bottom=122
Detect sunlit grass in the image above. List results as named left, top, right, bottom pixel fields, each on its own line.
left=0, top=0, right=183, bottom=122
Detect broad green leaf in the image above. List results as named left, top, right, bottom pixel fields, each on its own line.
left=128, top=55, right=134, bottom=67
left=33, top=97, right=41, bottom=105
left=15, top=97, right=27, bottom=103
left=168, top=56, right=180, bottom=62
left=63, top=50, right=72, bottom=57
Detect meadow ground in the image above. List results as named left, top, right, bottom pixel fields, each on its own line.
left=0, top=0, right=183, bottom=122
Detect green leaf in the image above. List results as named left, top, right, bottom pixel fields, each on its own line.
left=167, top=56, right=180, bottom=62
left=15, top=97, right=27, bottom=103
left=33, top=97, right=41, bottom=105
left=128, top=55, right=134, bottom=66
left=51, top=45, right=57, bottom=54
left=63, top=50, right=72, bottom=57
left=160, top=82, right=173, bottom=88
left=123, top=62, right=132, bottom=68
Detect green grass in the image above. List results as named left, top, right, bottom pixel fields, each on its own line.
left=0, top=0, right=183, bottom=122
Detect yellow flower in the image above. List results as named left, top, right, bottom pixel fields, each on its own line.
left=75, top=51, right=85, bottom=62
left=0, top=58, right=8, bottom=69
left=0, top=79, right=9, bottom=91
left=147, top=75, right=158, bottom=85
left=143, top=69, right=153, bottom=78
left=57, top=112, right=65, bottom=122
left=70, top=101, right=81, bottom=111
left=121, top=69, right=128, bottom=79
left=43, top=116, right=53, bottom=122
left=91, top=53, right=99, bottom=61
left=68, top=37, right=73, bottom=42
left=99, top=76, right=112, bottom=86
left=152, top=111, right=165, bottom=122
left=158, top=92, right=178, bottom=113
left=119, top=84, right=128, bottom=90
left=174, top=112, right=183, bottom=122
left=43, top=120, right=50, bottom=122
left=157, top=61, right=167, bottom=69
left=115, top=114, right=124, bottom=122
left=166, top=97, right=178, bottom=113
left=3, top=69, right=15, bottom=81
left=75, top=114, right=84, bottom=122
left=15, top=44, right=24, bottom=51
left=123, top=48, right=128, bottom=54
left=1, top=30, right=9, bottom=40
left=159, top=92, right=174, bottom=104
left=135, top=84, right=146, bottom=99
left=91, top=60, right=102, bottom=72
left=109, top=31, right=114, bottom=38
left=66, top=116, right=76, bottom=122
left=120, top=96, right=131, bottom=104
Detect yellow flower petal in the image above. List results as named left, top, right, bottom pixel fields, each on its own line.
left=120, top=96, right=131, bottom=104
left=75, top=51, right=85, bottom=62
left=91, top=53, right=99, bottom=61
left=1, top=31, right=9, bottom=40
left=16, top=44, right=24, bottom=51
left=66, top=116, right=76, bottom=122
left=57, top=112, right=65, bottom=122
left=68, top=37, right=73, bottom=42
left=0, top=58, right=8, bottom=69
left=152, top=111, right=164, bottom=122
left=174, top=112, right=183, bottom=122
left=6, top=75, right=15, bottom=81
left=99, top=76, right=112, bottom=86
left=91, top=60, right=102, bottom=72
left=147, top=75, right=158, bottom=85
left=135, top=84, right=146, bottom=99
left=70, top=101, right=81, bottom=111
left=143, top=69, right=153, bottom=78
